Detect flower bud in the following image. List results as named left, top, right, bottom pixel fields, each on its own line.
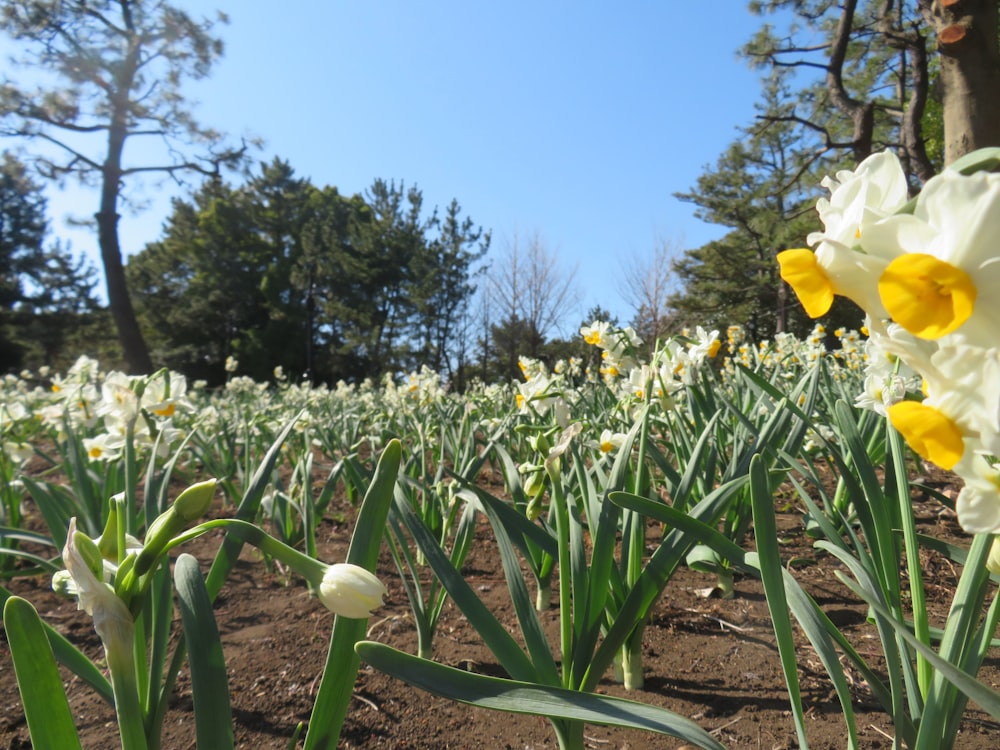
left=529, top=432, right=551, bottom=455
left=96, top=493, right=125, bottom=561
left=135, top=479, right=217, bottom=578
left=525, top=493, right=545, bottom=522
left=73, top=527, right=105, bottom=579
left=523, top=469, right=546, bottom=500
left=317, top=563, right=387, bottom=618
left=173, top=478, right=217, bottom=522
left=51, top=569, right=78, bottom=598
left=988, top=537, right=1000, bottom=576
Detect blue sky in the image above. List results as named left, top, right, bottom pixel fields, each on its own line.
left=38, top=2, right=769, bottom=332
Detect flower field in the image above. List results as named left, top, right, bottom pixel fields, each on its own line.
left=3, top=151, right=1000, bottom=749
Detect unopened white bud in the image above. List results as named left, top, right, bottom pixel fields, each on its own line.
left=317, top=563, right=387, bottom=619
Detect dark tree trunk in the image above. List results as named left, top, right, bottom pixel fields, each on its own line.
left=826, top=0, right=876, bottom=161
left=97, top=202, right=152, bottom=375
left=100, top=32, right=153, bottom=375
left=929, top=0, right=1000, bottom=164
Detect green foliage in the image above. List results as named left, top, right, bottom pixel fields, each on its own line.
left=128, top=164, right=488, bottom=384
left=0, top=152, right=102, bottom=372
left=2, top=597, right=83, bottom=750
left=670, top=77, right=851, bottom=340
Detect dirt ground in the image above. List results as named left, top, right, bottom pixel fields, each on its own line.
left=2, top=480, right=1000, bottom=749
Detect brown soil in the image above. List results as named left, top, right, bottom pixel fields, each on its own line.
left=2, top=488, right=1000, bottom=749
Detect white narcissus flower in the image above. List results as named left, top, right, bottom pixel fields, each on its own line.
left=855, top=373, right=907, bottom=417
left=83, top=432, right=126, bottom=462
left=954, top=459, right=1000, bottom=535
left=141, top=370, right=192, bottom=419
left=580, top=320, right=611, bottom=347
left=546, top=422, right=583, bottom=463
left=886, top=345, right=1000, bottom=474
left=597, top=429, right=626, bottom=455
left=926, top=346, right=1000, bottom=459
left=625, top=364, right=652, bottom=400
left=778, top=242, right=891, bottom=321
left=778, top=150, right=909, bottom=321
left=318, top=563, right=387, bottom=619
left=96, top=371, right=139, bottom=423
left=863, top=169, right=1000, bottom=344
left=687, top=326, right=721, bottom=363
left=3, top=440, right=34, bottom=465
left=810, top=150, right=910, bottom=250
left=886, top=346, right=1000, bottom=534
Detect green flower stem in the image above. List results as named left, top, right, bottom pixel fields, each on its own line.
left=551, top=716, right=585, bottom=750
left=630, top=397, right=652, bottom=590
left=546, top=457, right=573, bottom=690
left=536, top=576, right=552, bottom=610
left=124, top=419, right=139, bottom=537
left=166, top=519, right=327, bottom=587
left=304, top=438, right=400, bottom=750
left=105, top=623, right=148, bottom=750
left=915, top=532, right=993, bottom=750
left=620, top=628, right=644, bottom=691
left=622, top=394, right=652, bottom=690
left=888, top=424, right=931, bottom=697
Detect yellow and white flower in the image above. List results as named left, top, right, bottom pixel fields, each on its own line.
left=862, top=169, right=1000, bottom=343
left=778, top=150, right=909, bottom=320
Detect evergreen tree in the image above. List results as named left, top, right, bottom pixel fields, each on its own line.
left=0, top=152, right=99, bottom=370
left=298, top=184, right=374, bottom=382
left=670, top=76, right=855, bottom=341
left=0, top=152, right=46, bottom=313
left=128, top=163, right=324, bottom=384
left=129, top=166, right=487, bottom=384
left=412, top=199, right=489, bottom=381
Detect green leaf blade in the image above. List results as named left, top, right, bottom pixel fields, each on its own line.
left=3, top=596, right=83, bottom=750
left=356, top=641, right=725, bottom=750
left=174, top=554, right=234, bottom=750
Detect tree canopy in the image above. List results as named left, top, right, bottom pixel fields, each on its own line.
left=127, top=162, right=489, bottom=385
left=0, top=151, right=100, bottom=370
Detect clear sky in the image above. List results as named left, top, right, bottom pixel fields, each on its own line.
left=37, top=2, right=769, bottom=333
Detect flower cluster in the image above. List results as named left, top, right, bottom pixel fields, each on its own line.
left=514, top=356, right=571, bottom=425
left=83, top=370, right=192, bottom=462
left=778, top=149, right=1000, bottom=533
left=579, top=321, right=722, bottom=405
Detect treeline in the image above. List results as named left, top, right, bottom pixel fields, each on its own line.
left=2, top=153, right=598, bottom=386
left=127, top=159, right=489, bottom=385
left=0, top=153, right=108, bottom=373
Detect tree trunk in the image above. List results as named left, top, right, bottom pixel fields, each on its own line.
left=826, top=0, right=876, bottom=161
left=931, top=0, right=1000, bottom=164
left=97, top=204, right=152, bottom=375
left=100, top=40, right=153, bottom=375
